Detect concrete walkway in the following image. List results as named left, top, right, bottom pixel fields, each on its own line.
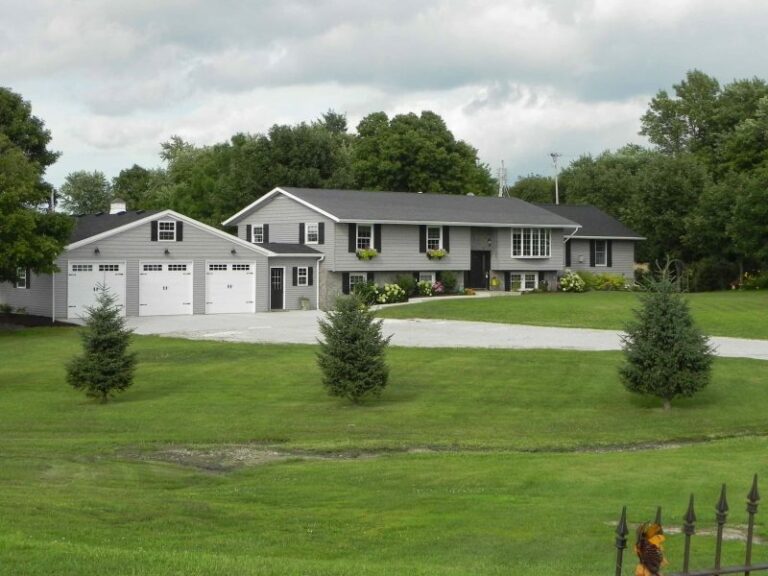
left=125, top=310, right=768, bottom=361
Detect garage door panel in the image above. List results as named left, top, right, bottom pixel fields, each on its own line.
left=139, top=262, right=193, bottom=316
left=205, top=262, right=255, bottom=314
left=67, top=262, right=126, bottom=319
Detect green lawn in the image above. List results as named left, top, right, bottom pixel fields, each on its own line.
left=377, top=290, right=768, bottom=339
left=1, top=328, right=767, bottom=575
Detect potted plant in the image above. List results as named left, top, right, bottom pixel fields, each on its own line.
left=426, top=248, right=447, bottom=260
left=356, top=248, right=378, bottom=261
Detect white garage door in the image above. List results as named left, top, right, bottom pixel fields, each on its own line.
left=67, top=262, right=127, bottom=319
left=205, top=262, right=256, bottom=314
left=139, top=262, right=193, bottom=316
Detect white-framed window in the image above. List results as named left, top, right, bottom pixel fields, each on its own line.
left=511, top=228, right=551, bottom=258
left=356, top=225, right=372, bottom=250
left=252, top=225, right=264, bottom=244
left=594, top=240, right=607, bottom=266
left=419, top=272, right=435, bottom=283
left=349, top=273, right=367, bottom=291
left=158, top=220, right=177, bottom=241
left=509, top=272, right=538, bottom=291
left=427, top=226, right=442, bottom=251
left=305, top=223, right=319, bottom=244
left=297, top=267, right=309, bottom=286
left=16, top=267, right=27, bottom=289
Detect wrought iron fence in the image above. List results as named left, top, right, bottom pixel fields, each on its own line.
left=614, top=475, right=766, bottom=576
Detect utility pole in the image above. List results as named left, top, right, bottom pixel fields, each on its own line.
left=497, top=160, right=507, bottom=197
left=550, top=152, right=562, bottom=205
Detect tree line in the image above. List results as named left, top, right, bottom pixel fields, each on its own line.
left=509, top=70, right=768, bottom=289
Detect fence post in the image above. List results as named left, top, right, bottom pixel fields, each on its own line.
left=746, top=475, right=760, bottom=576
left=682, top=493, right=696, bottom=575
left=714, top=484, right=729, bottom=574
left=615, top=506, right=629, bottom=576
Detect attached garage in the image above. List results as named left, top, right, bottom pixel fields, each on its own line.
left=138, top=262, right=193, bottom=316
left=205, top=262, right=256, bottom=314
left=67, top=261, right=127, bottom=319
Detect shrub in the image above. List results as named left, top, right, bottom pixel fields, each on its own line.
left=689, top=258, right=739, bottom=292
left=559, top=270, right=585, bottom=292
left=66, top=285, right=137, bottom=403
left=439, top=271, right=458, bottom=294
left=576, top=271, right=627, bottom=291
left=394, top=274, right=417, bottom=296
left=376, top=283, right=408, bottom=304
left=0, top=303, right=13, bottom=314
left=352, top=281, right=379, bottom=305
left=416, top=280, right=433, bottom=296
left=317, top=296, right=391, bottom=403
left=432, top=281, right=445, bottom=295
left=620, top=276, right=714, bottom=410
left=742, top=271, right=768, bottom=290
left=463, top=288, right=476, bottom=295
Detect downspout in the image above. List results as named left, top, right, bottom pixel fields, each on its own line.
left=51, top=263, right=55, bottom=324
left=316, top=254, right=325, bottom=310
left=564, top=225, right=581, bottom=243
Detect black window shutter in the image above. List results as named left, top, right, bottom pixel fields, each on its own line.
left=607, top=240, right=613, bottom=267
left=374, top=224, right=382, bottom=253
left=308, top=266, right=314, bottom=286
left=348, top=224, right=356, bottom=253
left=176, top=222, right=183, bottom=242
left=25, top=268, right=31, bottom=289
left=292, top=267, right=298, bottom=286
left=263, top=224, right=270, bottom=244
left=246, top=224, right=252, bottom=242
left=367, top=272, right=375, bottom=282
left=342, top=272, right=350, bottom=294
left=299, top=223, right=305, bottom=244
left=565, top=241, right=571, bottom=267
left=443, top=226, right=450, bottom=252
left=589, top=240, right=596, bottom=267
left=151, top=221, right=158, bottom=241
left=419, top=225, right=427, bottom=253
left=318, top=222, right=325, bottom=245
left=504, top=271, right=511, bottom=292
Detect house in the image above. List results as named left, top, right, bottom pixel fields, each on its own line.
left=535, top=203, right=645, bottom=279
left=0, top=202, right=321, bottom=320
left=223, top=187, right=639, bottom=308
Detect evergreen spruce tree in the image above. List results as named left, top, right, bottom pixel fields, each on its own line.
left=317, top=296, right=391, bottom=403
left=620, top=274, right=714, bottom=410
left=67, top=285, right=137, bottom=402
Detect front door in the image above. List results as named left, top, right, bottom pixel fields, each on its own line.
left=270, top=267, right=284, bottom=310
left=469, top=251, right=490, bottom=289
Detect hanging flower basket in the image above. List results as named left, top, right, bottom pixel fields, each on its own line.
left=426, top=249, right=447, bottom=260
left=356, top=248, right=378, bottom=261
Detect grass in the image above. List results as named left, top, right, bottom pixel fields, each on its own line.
left=1, top=327, right=768, bottom=575
left=377, top=290, right=768, bottom=339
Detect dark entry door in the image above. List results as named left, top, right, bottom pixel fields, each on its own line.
left=469, top=251, right=490, bottom=288
left=270, top=267, right=284, bottom=310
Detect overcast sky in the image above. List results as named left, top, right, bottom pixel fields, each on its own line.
left=3, top=0, right=767, bottom=188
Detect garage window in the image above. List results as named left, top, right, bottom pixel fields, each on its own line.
left=143, top=264, right=162, bottom=271
left=158, top=221, right=177, bottom=241
left=209, top=264, right=227, bottom=271
left=99, top=264, right=120, bottom=272
left=168, top=264, right=187, bottom=271
left=232, top=264, right=250, bottom=271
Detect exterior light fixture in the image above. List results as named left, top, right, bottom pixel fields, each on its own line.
left=164, top=248, right=170, bottom=255
left=230, top=248, right=237, bottom=255
left=94, top=247, right=100, bottom=255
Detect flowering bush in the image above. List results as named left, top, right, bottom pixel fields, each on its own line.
left=432, top=281, right=445, bottom=295
left=416, top=281, right=433, bottom=296
left=376, top=283, right=408, bottom=304
left=426, top=248, right=447, bottom=260
left=559, top=270, right=586, bottom=292
left=356, top=248, right=378, bottom=261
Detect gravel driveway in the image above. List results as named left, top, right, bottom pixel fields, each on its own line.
left=125, top=310, right=768, bottom=361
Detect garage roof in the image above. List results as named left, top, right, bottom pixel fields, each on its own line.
left=69, top=210, right=162, bottom=243
left=261, top=243, right=322, bottom=255
left=534, top=204, right=645, bottom=240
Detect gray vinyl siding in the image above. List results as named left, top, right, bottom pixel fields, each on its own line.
left=333, top=223, right=471, bottom=271
left=56, top=215, right=270, bottom=317
left=237, top=195, right=336, bottom=266
left=271, top=258, right=319, bottom=310
left=0, top=272, right=53, bottom=317
left=567, top=239, right=635, bottom=278
left=493, top=228, right=566, bottom=272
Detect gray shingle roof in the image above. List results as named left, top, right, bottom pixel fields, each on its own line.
left=69, top=210, right=162, bottom=243
left=261, top=243, right=322, bottom=255
left=535, top=204, right=644, bottom=239
left=278, top=188, right=580, bottom=228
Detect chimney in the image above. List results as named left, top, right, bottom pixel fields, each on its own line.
left=109, top=198, right=127, bottom=214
